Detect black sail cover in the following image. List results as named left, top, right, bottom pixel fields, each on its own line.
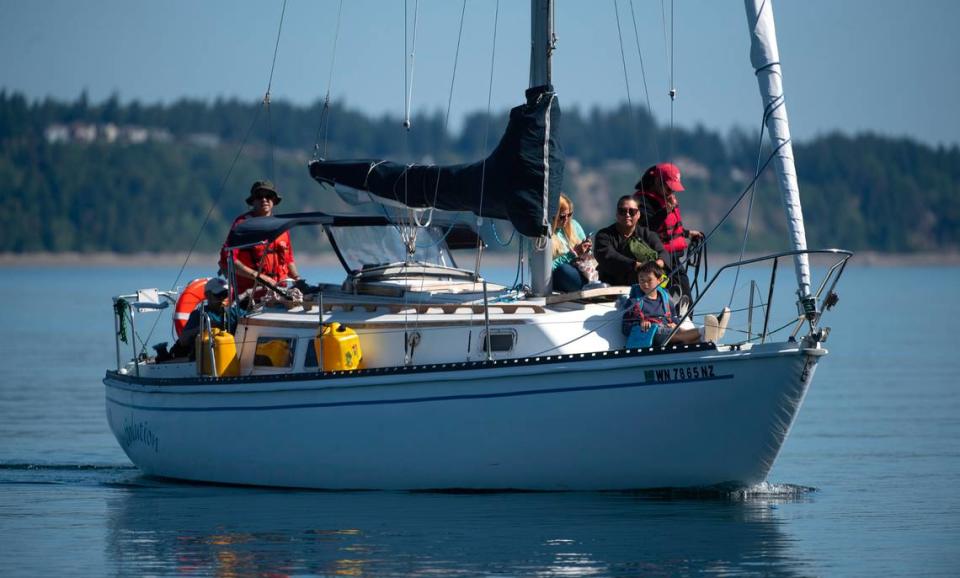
left=309, top=85, right=564, bottom=238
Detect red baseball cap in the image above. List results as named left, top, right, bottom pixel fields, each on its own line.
left=643, top=162, right=685, bottom=192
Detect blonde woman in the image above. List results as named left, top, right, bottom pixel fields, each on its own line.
left=551, top=194, right=592, bottom=292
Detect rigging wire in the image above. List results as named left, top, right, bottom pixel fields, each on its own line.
left=726, top=95, right=784, bottom=307
left=137, top=1, right=289, bottom=355
left=403, top=0, right=421, bottom=131
left=618, top=0, right=668, bottom=234
left=408, top=0, right=468, bottom=352
left=657, top=0, right=676, bottom=159
left=466, top=0, right=501, bottom=359
left=399, top=0, right=421, bottom=237
left=264, top=0, right=289, bottom=183
left=313, top=0, right=345, bottom=160
left=474, top=0, right=501, bottom=277
left=427, top=0, right=468, bottom=214
left=669, top=0, right=676, bottom=158
left=613, top=0, right=642, bottom=168
left=682, top=137, right=790, bottom=276
left=628, top=0, right=662, bottom=164
left=167, top=108, right=265, bottom=295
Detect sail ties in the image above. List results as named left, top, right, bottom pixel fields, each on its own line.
left=364, top=161, right=388, bottom=189
left=754, top=60, right=781, bottom=75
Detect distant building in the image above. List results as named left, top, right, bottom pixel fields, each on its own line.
left=71, top=123, right=97, bottom=143
left=40, top=122, right=211, bottom=147
left=122, top=126, right=149, bottom=144
left=44, top=124, right=70, bottom=144
left=101, top=123, right=119, bottom=143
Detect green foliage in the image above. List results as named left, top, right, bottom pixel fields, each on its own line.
left=1, top=91, right=957, bottom=254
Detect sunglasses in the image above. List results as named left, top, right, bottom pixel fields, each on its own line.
left=558, top=212, right=572, bottom=219
left=617, top=207, right=639, bottom=216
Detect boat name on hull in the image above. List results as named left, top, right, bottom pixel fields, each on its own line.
left=115, top=414, right=160, bottom=453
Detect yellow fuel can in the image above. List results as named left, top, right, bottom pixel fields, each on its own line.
left=196, top=328, right=240, bottom=377
left=314, top=322, right=362, bottom=371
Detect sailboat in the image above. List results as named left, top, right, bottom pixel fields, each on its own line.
left=103, top=0, right=852, bottom=490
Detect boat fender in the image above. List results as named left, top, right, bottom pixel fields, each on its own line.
left=174, top=278, right=209, bottom=336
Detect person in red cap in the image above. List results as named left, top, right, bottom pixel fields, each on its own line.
left=219, top=180, right=301, bottom=295
left=634, top=163, right=703, bottom=297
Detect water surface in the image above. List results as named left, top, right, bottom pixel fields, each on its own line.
left=1, top=264, right=958, bottom=576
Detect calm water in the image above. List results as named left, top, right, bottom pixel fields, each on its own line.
left=1, top=264, right=958, bottom=576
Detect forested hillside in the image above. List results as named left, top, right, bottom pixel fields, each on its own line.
left=1, top=91, right=957, bottom=254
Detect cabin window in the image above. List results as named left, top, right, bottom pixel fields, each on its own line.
left=254, top=337, right=296, bottom=368
left=479, top=330, right=516, bottom=353
left=304, top=337, right=319, bottom=368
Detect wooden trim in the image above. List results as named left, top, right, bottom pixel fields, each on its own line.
left=545, top=286, right=630, bottom=305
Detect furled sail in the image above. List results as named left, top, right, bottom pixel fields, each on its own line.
left=744, top=0, right=812, bottom=300
left=309, top=85, right=564, bottom=238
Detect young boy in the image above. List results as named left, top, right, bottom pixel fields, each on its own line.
left=622, top=262, right=727, bottom=346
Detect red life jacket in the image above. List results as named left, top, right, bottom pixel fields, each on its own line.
left=219, top=212, right=295, bottom=293
left=634, top=190, right=688, bottom=254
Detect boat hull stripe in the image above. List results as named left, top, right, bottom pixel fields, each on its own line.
left=106, top=373, right=733, bottom=412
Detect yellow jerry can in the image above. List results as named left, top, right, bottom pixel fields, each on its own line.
left=196, top=328, right=240, bottom=377
left=314, top=322, right=363, bottom=371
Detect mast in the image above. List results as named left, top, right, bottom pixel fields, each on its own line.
left=529, top=0, right=555, bottom=297
left=744, top=0, right=815, bottom=313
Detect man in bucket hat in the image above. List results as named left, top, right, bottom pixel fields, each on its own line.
left=219, top=180, right=302, bottom=295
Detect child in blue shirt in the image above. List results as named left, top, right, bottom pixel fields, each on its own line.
left=622, top=262, right=724, bottom=346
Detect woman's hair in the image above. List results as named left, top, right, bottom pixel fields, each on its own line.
left=552, top=194, right=581, bottom=258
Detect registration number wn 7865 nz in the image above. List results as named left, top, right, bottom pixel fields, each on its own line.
left=644, top=364, right=716, bottom=382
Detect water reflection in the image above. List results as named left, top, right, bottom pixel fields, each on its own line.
left=105, top=479, right=813, bottom=577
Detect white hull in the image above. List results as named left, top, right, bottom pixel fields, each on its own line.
left=104, top=342, right=821, bottom=490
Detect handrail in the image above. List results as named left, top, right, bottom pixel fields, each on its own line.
left=790, top=252, right=851, bottom=339
left=112, top=290, right=180, bottom=372
left=665, top=248, right=853, bottom=344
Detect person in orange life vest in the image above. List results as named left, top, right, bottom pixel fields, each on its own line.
left=219, top=180, right=301, bottom=295
left=634, top=163, right=703, bottom=297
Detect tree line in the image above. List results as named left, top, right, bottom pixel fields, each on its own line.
left=1, top=90, right=957, bottom=254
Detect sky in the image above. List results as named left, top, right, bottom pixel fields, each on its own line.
left=2, top=0, right=959, bottom=147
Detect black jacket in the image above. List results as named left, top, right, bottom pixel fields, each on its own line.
left=594, top=223, right=667, bottom=286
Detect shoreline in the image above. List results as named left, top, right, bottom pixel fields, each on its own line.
left=1, top=250, right=959, bottom=267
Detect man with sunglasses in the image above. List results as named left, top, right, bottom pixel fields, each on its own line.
left=219, top=180, right=302, bottom=295
left=594, top=195, right=667, bottom=286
